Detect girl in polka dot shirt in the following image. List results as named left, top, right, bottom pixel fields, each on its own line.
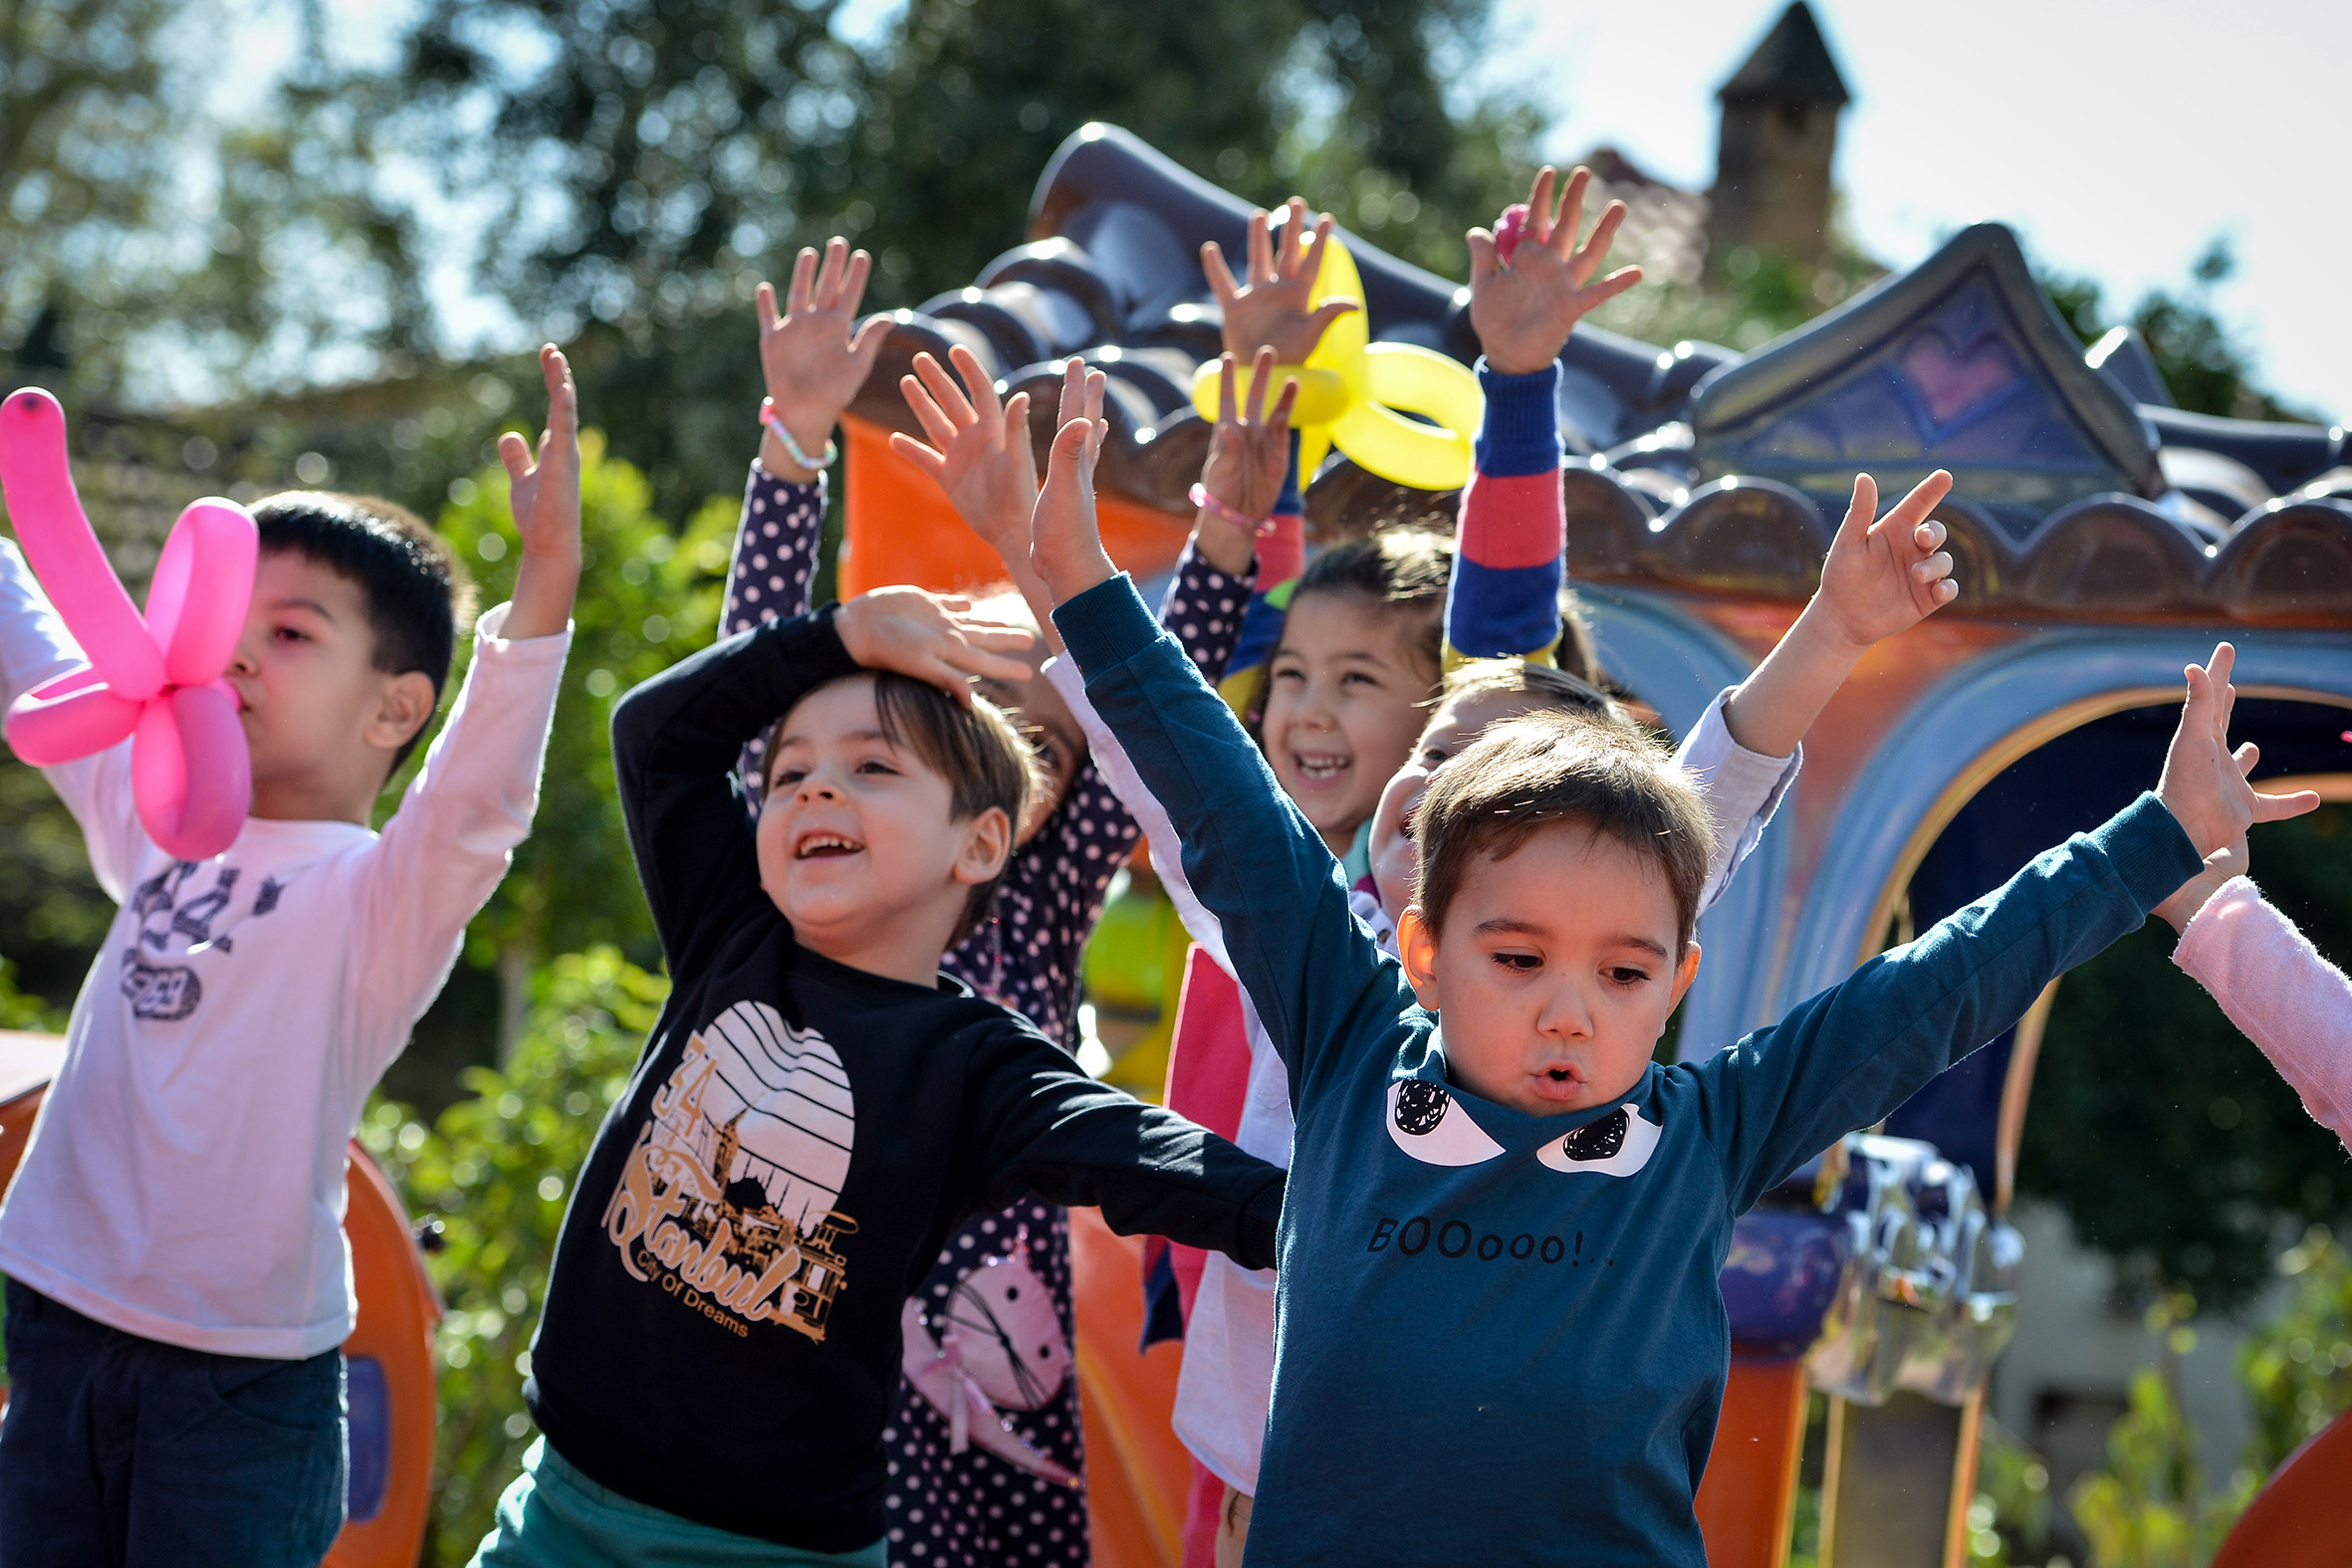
left=725, top=239, right=1283, bottom=1568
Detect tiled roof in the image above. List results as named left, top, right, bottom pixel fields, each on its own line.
left=848, top=124, right=2352, bottom=625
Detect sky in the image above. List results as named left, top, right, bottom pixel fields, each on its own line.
left=253, top=0, right=2351, bottom=425
left=1485, top=0, right=2352, bottom=423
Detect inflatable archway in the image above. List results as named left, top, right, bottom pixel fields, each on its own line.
left=0, top=1031, right=440, bottom=1567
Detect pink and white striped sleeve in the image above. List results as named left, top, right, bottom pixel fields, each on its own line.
left=2174, top=876, right=2352, bottom=1152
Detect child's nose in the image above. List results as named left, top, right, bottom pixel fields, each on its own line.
left=1535, top=981, right=1594, bottom=1041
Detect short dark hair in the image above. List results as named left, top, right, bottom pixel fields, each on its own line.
left=1290, top=527, right=1453, bottom=685
left=250, top=492, right=474, bottom=771
left=1413, top=709, right=1712, bottom=949
left=763, top=671, right=1045, bottom=946
left=1435, top=658, right=1631, bottom=732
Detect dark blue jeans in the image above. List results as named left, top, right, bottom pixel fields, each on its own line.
left=0, top=1277, right=347, bottom=1568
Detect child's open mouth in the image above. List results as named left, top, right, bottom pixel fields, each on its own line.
left=794, top=831, right=864, bottom=859
left=1291, top=752, right=1351, bottom=786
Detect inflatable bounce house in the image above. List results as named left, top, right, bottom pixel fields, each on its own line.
left=827, top=125, right=2352, bottom=1568
left=3, top=119, right=2348, bottom=1568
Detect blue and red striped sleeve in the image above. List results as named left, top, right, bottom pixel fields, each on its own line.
left=1445, top=360, right=1562, bottom=666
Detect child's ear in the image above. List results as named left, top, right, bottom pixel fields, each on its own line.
left=1666, top=944, right=1703, bottom=1013
left=365, top=671, right=439, bottom=755
left=1397, top=906, right=1443, bottom=1012
left=951, top=805, right=1014, bottom=888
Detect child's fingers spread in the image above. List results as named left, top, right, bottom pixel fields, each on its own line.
left=885, top=430, right=947, bottom=478
left=1914, top=518, right=1947, bottom=553
left=899, top=375, right=959, bottom=449
left=1582, top=264, right=1643, bottom=308
left=849, top=312, right=893, bottom=367
left=756, top=280, right=780, bottom=334
left=1270, top=374, right=1300, bottom=433
left=1217, top=352, right=1240, bottom=423
left=1552, top=168, right=1590, bottom=259
left=1892, top=469, right=1955, bottom=524
left=787, top=247, right=819, bottom=315
left=1571, top=201, right=1629, bottom=277
left=1914, top=551, right=1955, bottom=582
left=2207, top=641, right=2236, bottom=690
left=2234, top=741, right=2261, bottom=777
left=1467, top=230, right=1500, bottom=285
left=951, top=343, right=1002, bottom=419
left=1839, top=473, right=1879, bottom=540
left=1527, top=165, right=1556, bottom=242
left=2254, top=784, right=2325, bottom=822
left=1202, top=241, right=1239, bottom=304
left=1247, top=209, right=1273, bottom=283
left=815, top=236, right=848, bottom=306
left=914, top=351, right=976, bottom=424
left=498, top=429, right=533, bottom=480
left=839, top=249, right=872, bottom=314
left=1247, top=347, right=1275, bottom=424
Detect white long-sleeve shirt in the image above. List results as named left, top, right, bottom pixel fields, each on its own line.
left=1049, top=655, right=1798, bottom=1492
left=0, top=539, right=569, bottom=1358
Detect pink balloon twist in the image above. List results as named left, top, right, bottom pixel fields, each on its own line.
left=1494, top=202, right=1531, bottom=265
left=3, top=388, right=257, bottom=860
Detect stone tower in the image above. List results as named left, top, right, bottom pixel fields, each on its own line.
left=1707, top=2, right=1851, bottom=267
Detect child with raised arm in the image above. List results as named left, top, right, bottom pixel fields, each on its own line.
left=719, top=238, right=1264, bottom=1568
left=0, top=349, right=583, bottom=1568
left=1020, top=367, right=2298, bottom=1562
left=1055, top=168, right=1958, bottom=1561
left=488, top=571, right=1287, bottom=1564
left=2151, top=644, right=2346, bottom=1146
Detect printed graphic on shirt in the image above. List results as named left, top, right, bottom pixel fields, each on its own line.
left=118, top=861, right=289, bottom=1021
left=1385, top=1080, right=1504, bottom=1167
left=1534, top=1103, right=1661, bottom=1177
left=601, top=1000, right=859, bottom=1342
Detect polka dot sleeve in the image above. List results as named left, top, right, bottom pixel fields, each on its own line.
left=722, top=461, right=826, bottom=806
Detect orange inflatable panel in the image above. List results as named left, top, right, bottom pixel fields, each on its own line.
left=0, top=1034, right=440, bottom=1568
left=1070, top=1205, right=1190, bottom=1568
left=2210, top=1408, right=2352, bottom=1568
left=837, top=415, right=1190, bottom=600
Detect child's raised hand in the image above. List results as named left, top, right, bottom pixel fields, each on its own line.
left=890, top=345, right=1039, bottom=562
left=2157, top=642, right=2321, bottom=864
left=1201, top=197, right=1358, bottom=363
left=1202, top=347, right=1300, bottom=520
left=1811, top=471, right=1959, bottom=652
left=758, top=238, right=893, bottom=480
left=499, top=344, right=583, bottom=640
left=834, top=585, right=1036, bottom=705
left=1029, top=358, right=1115, bottom=604
left=1466, top=166, right=1642, bottom=377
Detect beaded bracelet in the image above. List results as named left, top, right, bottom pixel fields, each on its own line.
left=1190, top=482, right=1279, bottom=537
left=759, top=398, right=838, bottom=471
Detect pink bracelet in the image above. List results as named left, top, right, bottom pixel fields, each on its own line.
left=1190, top=482, right=1278, bottom=537
left=760, top=398, right=838, bottom=471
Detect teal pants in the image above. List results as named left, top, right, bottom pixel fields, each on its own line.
left=469, top=1438, right=887, bottom=1568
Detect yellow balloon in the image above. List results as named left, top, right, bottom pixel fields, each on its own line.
left=1187, top=233, right=1483, bottom=492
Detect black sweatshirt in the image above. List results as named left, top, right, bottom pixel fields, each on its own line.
left=523, top=605, right=1287, bottom=1551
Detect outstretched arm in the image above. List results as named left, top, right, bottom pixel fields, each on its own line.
left=1028, top=363, right=1410, bottom=1094
left=1719, top=471, right=1958, bottom=760
left=1702, top=642, right=2315, bottom=1209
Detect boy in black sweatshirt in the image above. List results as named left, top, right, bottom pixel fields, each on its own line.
left=479, top=587, right=1287, bottom=1565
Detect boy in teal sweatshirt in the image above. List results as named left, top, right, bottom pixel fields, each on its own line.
left=1011, top=361, right=2296, bottom=1565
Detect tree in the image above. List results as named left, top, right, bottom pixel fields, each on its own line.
left=359, top=945, right=667, bottom=1565
left=413, top=434, right=734, bottom=1050
left=2019, top=806, right=2352, bottom=1310
left=2041, top=240, right=2315, bottom=423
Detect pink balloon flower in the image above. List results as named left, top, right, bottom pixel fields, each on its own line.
left=1494, top=202, right=1531, bottom=265
left=3, top=388, right=256, bottom=861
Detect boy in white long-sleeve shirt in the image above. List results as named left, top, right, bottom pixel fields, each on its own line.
left=0, top=347, right=584, bottom=1568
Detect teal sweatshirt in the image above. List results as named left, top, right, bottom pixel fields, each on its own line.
left=1053, top=572, right=2202, bottom=1567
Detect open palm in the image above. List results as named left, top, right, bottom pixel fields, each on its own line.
left=1814, top=471, right=1959, bottom=649
left=1202, top=196, right=1357, bottom=363
left=761, top=238, right=892, bottom=434
left=1467, top=166, right=1642, bottom=376
left=890, top=345, right=1039, bottom=555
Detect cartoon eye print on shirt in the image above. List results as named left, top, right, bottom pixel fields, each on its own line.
left=1385, top=1079, right=1505, bottom=1167
left=1535, top=1103, right=1662, bottom=1179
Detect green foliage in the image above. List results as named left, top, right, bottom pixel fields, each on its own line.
left=2019, top=806, right=2352, bottom=1311
left=358, top=946, right=666, bottom=1566
left=1969, top=1418, right=2055, bottom=1565
left=2040, top=240, right=2314, bottom=423
left=0, top=956, right=62, bottom=1031
left=2066, top=1358, right=2255, bottom=1568
left=411, top=433, right=735, bottom=971
left=2239, top=1225, right=2352, bottom=1474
